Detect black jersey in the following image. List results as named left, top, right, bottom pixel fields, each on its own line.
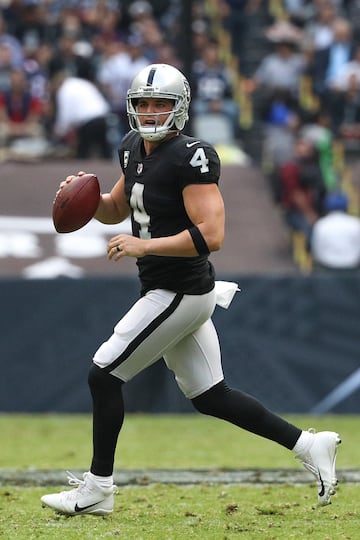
left=119, top=131, right=221, bottom=295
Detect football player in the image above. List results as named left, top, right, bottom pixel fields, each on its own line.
left=41, top=64, right=341, bottom=515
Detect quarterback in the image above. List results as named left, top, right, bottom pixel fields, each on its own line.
left=41, top=64, right=341, bottom=515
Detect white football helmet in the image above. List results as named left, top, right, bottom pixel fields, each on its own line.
left=126, top=63, right=191, bottom=141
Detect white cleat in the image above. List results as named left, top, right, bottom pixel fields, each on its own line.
left=296, top=429, right=341, bottom=506
left=41, top=472, right=116, bottom=516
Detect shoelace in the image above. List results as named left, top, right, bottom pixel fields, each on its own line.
left=66, top=471, right=85, bottom=487
left=66, top=470, right=117, bottom=496
left=64, top=471, right=96, bottom=498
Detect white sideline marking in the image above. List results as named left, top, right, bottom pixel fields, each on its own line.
left=0, top=215, right=131, bottom=234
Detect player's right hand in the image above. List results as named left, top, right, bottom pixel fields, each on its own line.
left=60, top=171, right=86, bottom=189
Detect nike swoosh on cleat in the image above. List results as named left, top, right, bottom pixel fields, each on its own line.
left=318, top=471, right=325, bottom=497
left=186, top=141, right=200, bottom=147
left=74, top=500, right=106, bottom=512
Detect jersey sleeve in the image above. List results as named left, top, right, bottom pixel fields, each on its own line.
left=178, top=140, right=221, bottom=189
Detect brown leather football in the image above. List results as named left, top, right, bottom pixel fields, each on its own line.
left=52, top=173, right=100, bottom=233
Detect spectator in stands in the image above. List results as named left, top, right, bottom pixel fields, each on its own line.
left=78, top=0, right=120, bottom=41
left=325, top=43, right=360, bottom=139
left=126, top=0, right=154, bottom=32
left=0, top=43, right=14, bottom=93
left=331, top=42, right=360, bottom=91
left=252, top=22, right=306, bottom=96
left=0, top=13, right=23, bottom=68
left=283, top=0, right=313, bottom=26
left=277, top=136, right=327, bottom=245
left=192, top=17, right=211, bottom=64
left=0, top=67, right=45, bottom=148
left=154, top=42, right=182, bottom=69
left=11, top=1, right=48, bottom=49
left=47, top=31, right=96, bottom=82
left=50, top=71, right=112, bottom=159
left=261, top=87, right=301, bottom=172
left=299, top=109, right=338, bottom=192
left=311, top=190, right=360, bottom=271
left=127, top=4, right=167, bottom=64
left=96, top=33, right=149, bottom=142
left=49, top=8, right=86, bottom=42
left=249, top=22, right=306, bottom=164
left=191, top=38, right=240, bottom=141
left=304, top=1, right=338, bottom=52
left=345, top=0, right=360, bottom=44
left=221, top=0, right=260, bottom=75
left=89, top=8, right=125, bottom=56
left=310, top=17, right=355, bottom=99
left=22, top=41, right=52, bottom=102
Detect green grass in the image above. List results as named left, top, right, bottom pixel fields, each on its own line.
left=0, top=414, right=359, bottom=539
left=0, top=413, right=358, bottom=470
left=0, top=484, right=359, bottom=539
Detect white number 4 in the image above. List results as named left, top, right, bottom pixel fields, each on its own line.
left=130, top=182, right=151, bottom=239
left=189, top=147, right=209, bottom=173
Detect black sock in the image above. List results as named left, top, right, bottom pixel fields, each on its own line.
left=192, top=380, right=301, bottom=449
left=88, top=364, right=125, bottom=476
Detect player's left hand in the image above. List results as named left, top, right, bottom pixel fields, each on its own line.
left=107, top=234, right=147, bottom=260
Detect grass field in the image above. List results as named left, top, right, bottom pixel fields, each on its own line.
left=0, top=413, right=359, bottom=539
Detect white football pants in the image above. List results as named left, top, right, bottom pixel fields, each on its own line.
left=93, top=288, right=224, bottom=399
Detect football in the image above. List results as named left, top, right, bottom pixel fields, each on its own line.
left=52, top=173, right=100, bottom=233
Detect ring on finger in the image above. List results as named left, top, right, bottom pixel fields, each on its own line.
left=116, top=245, right=122, bottom=252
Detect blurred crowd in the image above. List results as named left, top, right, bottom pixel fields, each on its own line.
left=219, top=0, right=360, bottom=272
left=0, top=0, right=188, bottom=160
left=1, top=0, right=360, bottom=271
